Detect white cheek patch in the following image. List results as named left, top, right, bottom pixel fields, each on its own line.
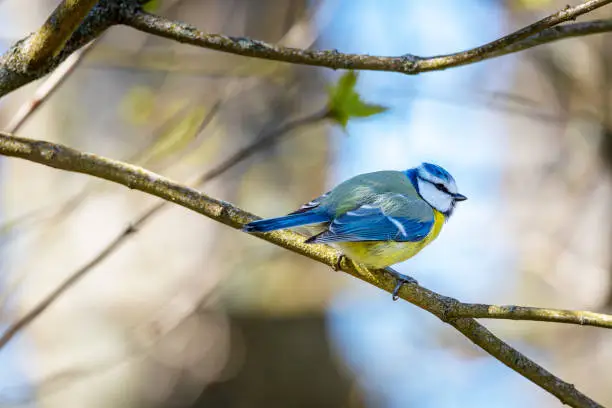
left=417, top=179, right=453, bottom=213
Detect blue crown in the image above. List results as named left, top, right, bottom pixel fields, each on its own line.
left=420, top=162, right=454, bottom=183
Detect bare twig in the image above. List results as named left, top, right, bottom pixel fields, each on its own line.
left=5, top=41, right=96, bottom=133
left=0, top=221, right=135, bottom=351
left=123, top=0, right=612, bottom=75
left=191, top=109, right=330, bottom=184
left=0, top=131, right=606, bottom=408
left=501, top=18, right=612, bottom=55
left=448, top=303, right=612, bottom=329
left=47, top=98, right=223, bottom=226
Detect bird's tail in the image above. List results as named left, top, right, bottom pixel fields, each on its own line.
left=243, top=212, right=328, bottom=233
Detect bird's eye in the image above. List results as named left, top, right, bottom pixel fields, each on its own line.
left=434, top=183, right=449, bottom=193
left=434, top=183, right=450, bottom=194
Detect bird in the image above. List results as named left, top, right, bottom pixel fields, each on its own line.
left=243, top=163, right=467, bottom=298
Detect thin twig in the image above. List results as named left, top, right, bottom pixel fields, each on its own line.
left=123, top=0, right=612, bottom=75
left=5, top=41, right=96, bottom=133
left=449, top=303, right=612, bottom=329
left=0, top=131, right=605, bottom=408
left=0, top=222, right=135, bottom=351
left=47, top=98, right=223, bottom=226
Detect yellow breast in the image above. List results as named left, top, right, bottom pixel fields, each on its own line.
left=336, top=210, right=446, bottom=269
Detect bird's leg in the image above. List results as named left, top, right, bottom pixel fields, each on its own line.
left=333, top=258, right=417, bottom=301
left=335, top=257, right=379, bottom=288
left=386, top=267, right=418, bottom=301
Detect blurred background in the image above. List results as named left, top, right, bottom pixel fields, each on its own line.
left=0, top=0, right=611, bottom=407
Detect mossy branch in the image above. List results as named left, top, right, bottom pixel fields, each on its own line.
left=0, top=0, right=135, bottom=98
left=0, top=131, right=606, bottom=408
left=21, top=0, right=100, bottom=70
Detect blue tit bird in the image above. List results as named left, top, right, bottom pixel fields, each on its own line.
left=243, top=163, right=466, bottom=296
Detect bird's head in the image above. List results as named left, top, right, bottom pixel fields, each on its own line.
left=410, top=162, right=467, bottom=217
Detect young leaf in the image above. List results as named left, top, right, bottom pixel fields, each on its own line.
left=142, top=0, right=160, bottom=12
left=326, top=71, right=388, bottom=129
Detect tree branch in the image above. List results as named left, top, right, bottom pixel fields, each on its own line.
left=21, top=0, right=99, bottom=71
left=122, top=0, right=612, bottom=75
left=448, top=303, right=612, bottom=329
left=0, top=131, right=605, bottom=408
left=499, top=19, right=612, bottom=55
left=5, top=41, right=96, bottom=133
left=2, top=1, right=612, bottom=99
left=0, top=0, right=135, bottom=98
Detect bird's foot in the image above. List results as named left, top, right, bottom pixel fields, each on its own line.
left=332, top=254, right=346, bottom=272
left=386, top=268, right=418, bottom=301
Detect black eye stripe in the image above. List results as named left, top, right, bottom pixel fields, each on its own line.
left=434, top=183, right=450, bottom=193
left=418, top=176, right=452, bottom=194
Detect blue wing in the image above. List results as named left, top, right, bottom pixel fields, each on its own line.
left=306, top=197, right=434, bottom=244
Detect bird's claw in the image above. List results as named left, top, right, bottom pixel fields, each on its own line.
left=388, top=270, right=418, bottom=301
left=332, top=254, right=346, bottom=272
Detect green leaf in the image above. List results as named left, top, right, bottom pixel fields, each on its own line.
left=142, top=0, right=161, bottom=12
left=326, top=71, right=388, bottom=129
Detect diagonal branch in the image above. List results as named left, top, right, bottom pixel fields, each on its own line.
left=21, top=0, right=100, bottom=71
left=5, top=40, right=96, bottom=133
left=0, top=108, right=329, bottom=351
left=123, top=0, right=612, bottom=75
left=0, top=131, right=605, bottom=408
left=2, top=106, right=610, bottom=353
left=0, top=0, right=133, bottom=98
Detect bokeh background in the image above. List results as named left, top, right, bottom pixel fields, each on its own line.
left=0, top=0, right=611, bottom=407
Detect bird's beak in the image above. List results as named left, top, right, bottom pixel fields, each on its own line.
left=453, top=193, right=467, bottom=201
